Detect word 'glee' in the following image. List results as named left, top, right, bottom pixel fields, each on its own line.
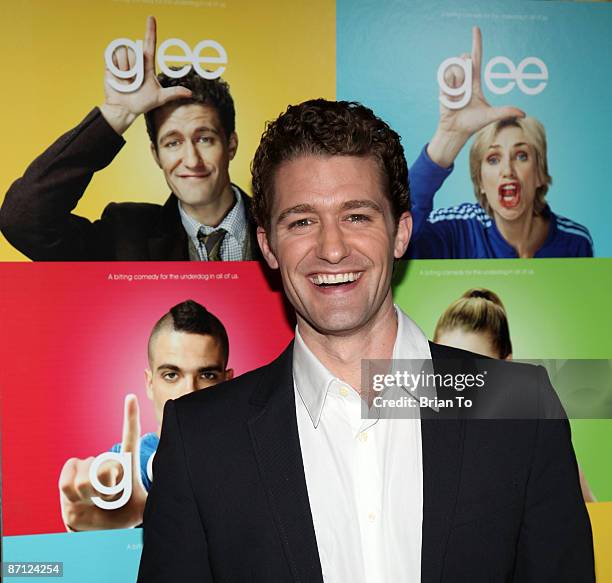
left=89, top=451, right=155, bottom=510
left=437, top=55, right=548, bottom=110
left=104, top=37, right=228, bottom=93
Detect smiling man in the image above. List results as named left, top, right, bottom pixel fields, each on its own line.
left=138, top=100, right=594, bottom=582
left=0, top=17, right=259, bottom=261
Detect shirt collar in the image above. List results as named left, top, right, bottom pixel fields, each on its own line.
left=178, top=185, right=247, bottom=243
left=293, top=305, right=431, bottom=428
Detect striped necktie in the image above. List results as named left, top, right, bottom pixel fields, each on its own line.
left=197, top=228, right=227, bottom=261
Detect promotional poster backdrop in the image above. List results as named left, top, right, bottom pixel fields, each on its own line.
left=393, top=258, right=612, bottom=501
left=2, top=258, right=612, bottom=579
left=0, top=262, right=293, bottom=537
left=1, top=0, right=612, bottom=581
left=0, top=0, right=335, bottom=261
left=338, top=0, right=612, bottom=257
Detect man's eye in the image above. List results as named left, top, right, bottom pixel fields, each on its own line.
left=164, top=140, right=180, bottom=149
left=346, top=214, right=371, bottom=223
left=287, top=218, right=314, bottom=229
left=197, top=136, right=213, bottom=145
left=202, top=372, right=219, bottom=380
left=162, top=372, right=178, bottom=381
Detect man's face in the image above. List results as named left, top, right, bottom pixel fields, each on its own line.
left=151, top=103, right=237, bottom=214
left=145, top=329, right=233, bottom=426
left=257, top=155, right=411, bottom=336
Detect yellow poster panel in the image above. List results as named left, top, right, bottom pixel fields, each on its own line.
left=0, top=0, right=335, bottom=260
left=588, top=503, right=612, bottom=581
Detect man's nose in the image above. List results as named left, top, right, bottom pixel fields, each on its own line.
left=316, top=220, right=350, bottom=263
left=177, top=376, right=201, bottom=397
left=183, top=141, right=205, bottom=168
left=188, top=375, right=201, bottom=393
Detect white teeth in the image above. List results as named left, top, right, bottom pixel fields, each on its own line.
left=310, top=272, right=362, bottom=286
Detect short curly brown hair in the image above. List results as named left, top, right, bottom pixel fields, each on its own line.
left=251, top=99, right=410, bottom=233
left=145, top=69, right=236, bottom=148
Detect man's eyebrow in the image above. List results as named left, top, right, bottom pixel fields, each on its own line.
left=158, top=126, right=219, bottom=143
left=276, top=204, right=316, bottom=224
left=156, top=364, right=180, bottom=372
left=276, top=199, right=383, bottom=224
left=341, top=199, right=383, bottom=213
left=198, top=366, right=224, bottom=373
left=156, top=364, right=224, bottom=373
left=194, top=126, right=220, bottom=135
left=157, top=130, right=182, bottom=143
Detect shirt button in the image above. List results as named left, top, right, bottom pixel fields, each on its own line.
left=358, top=432, right=368, bottom=442
left=339, top=386, right=349, bottom=397
left=368, top=512, right=376, bottom=523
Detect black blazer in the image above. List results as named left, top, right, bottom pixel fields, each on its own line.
left=0, top=108, right=260, bottom=261
left=138, top=342, right=594, bottom=582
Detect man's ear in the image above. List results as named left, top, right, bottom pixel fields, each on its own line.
left=150, top=143, right=161, bottom=168
left=225, top=368, right=234, bottom=381
left=228, top=132, right=238, bottom=161
left=257, top=226, right=279, bottom=269
left=393, top=211, right=412, bottom=259
left=144, top=369, right=154, bottom=400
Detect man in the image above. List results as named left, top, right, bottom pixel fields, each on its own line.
left=138, top=100, right=594, bottom=581
left=0, top=17, right=259, bottom=261
left=59, top=300, right=233, bottom=531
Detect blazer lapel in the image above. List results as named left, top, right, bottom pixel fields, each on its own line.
left=147, top=194, right=189, bottom=260
left=421, top=342, right=467, bottom=583
left=247, top=344, right=324, bottom=583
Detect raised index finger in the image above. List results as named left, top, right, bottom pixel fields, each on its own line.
left=144, top=15, right=157, bottom=74
left=472, top=26, right=483, bottom=88
left=120, top=394, right=141, bottom=454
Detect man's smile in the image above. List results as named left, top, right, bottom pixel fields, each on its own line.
left=177, top=172, right=212, bottom=179
left=308, top=272, right=363, bottom=286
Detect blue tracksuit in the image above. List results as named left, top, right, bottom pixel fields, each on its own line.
left=406, top=146, right=593, bottom=259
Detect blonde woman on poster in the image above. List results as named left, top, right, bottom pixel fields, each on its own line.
left=407, top=28, right=593, bottom=259
left=434, top=287, right=595, bottom=502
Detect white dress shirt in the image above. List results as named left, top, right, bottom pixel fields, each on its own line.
left=293, top=306, right=432, bottom=583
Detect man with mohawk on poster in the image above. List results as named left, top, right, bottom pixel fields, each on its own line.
left=59, top=300, right=233, bottom=531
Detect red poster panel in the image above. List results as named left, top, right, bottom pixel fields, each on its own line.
left=0, top=262, right=293, bottom=535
